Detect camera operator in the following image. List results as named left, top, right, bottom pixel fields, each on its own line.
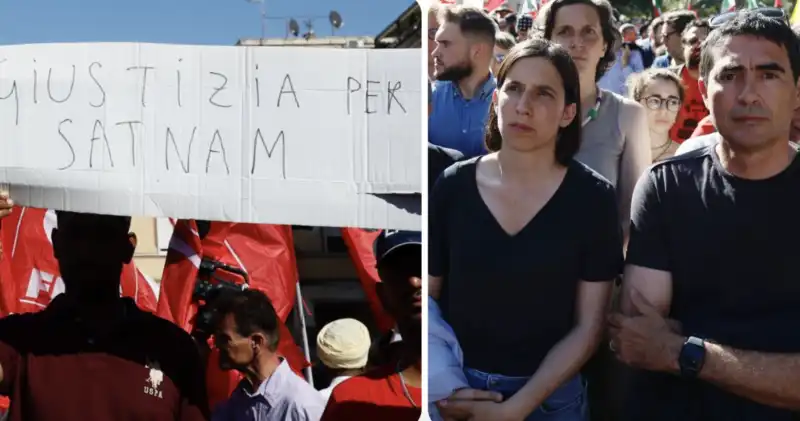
left=209, top=288, right=325, bottom=421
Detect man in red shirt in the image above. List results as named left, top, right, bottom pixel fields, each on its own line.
left=0, top=209, right=208, bottom=421
left=669, top=20, right=711, bottom=143
left=320, top=231, right=422, bottom=421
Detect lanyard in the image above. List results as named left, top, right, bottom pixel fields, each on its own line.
left=582, top=90, right=603, bottom=127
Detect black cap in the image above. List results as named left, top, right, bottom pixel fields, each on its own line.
left=373, top=230, right=421, bottom=265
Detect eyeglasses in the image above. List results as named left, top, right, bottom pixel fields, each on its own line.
left=710, top=7, right=787, bottom=28
left=643, top=96, right=681, bottom=112
left=682, top=35, right=705, bottom=46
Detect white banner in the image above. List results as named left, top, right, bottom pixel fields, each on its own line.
left=0, top=43, right=421, bottom=230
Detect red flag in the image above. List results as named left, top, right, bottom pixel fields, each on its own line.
left=156, top=219, right=204, bottom=331
left=340, top=228, right=395, bottom=333
left=156, top=220, right=309, bottom=411
left=484, top=0, right=507, bottom=12
left=0, top=206, right=158, bottom=316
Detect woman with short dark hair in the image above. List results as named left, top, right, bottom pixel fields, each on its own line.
left=430, top=37, right=622, bottom=421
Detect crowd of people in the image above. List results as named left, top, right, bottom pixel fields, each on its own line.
left=428, top=1, right=800, bottom=421
left=0, top=206, right=422, bottom=420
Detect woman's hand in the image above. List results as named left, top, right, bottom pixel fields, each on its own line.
left=440, top=399, right=525, bottom=421
left=437, top=388, right=504, bottom=421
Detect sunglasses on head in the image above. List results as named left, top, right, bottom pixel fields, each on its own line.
left=709, top=7, right=787, bottom=28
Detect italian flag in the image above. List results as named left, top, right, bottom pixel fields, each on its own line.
left=721, top=0, right=736, bottom=11
left=652, top=0, right=662, bottom=16
left=722, top=0, right=760, bottom=11
left=521, top=0, right=538, bottom=16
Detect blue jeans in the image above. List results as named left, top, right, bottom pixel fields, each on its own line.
left=464, top=368, right=588, bottom=421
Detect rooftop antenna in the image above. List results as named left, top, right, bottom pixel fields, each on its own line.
left=246, top=0, right=267, bottom=40
left=329, top=10, right=344, bottom=36
left=288, top=18, right=300, bottom=38
left=302, top=18, right=315, bottom=40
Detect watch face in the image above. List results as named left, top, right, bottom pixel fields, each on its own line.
left=679, top=337, right=706, bottom=378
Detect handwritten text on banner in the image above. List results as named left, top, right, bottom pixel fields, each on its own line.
left=0, top=43, right=421, bottom=230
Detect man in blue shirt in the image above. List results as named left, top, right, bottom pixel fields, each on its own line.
left=429, top=5, right=497, bottom=158
left=652, top=11, right=695, bottom=68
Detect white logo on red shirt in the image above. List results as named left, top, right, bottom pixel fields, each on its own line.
left=144, top=359, right=164, bottom=399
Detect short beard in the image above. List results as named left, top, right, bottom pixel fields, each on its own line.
left=436, top=60, right=474, bottom=82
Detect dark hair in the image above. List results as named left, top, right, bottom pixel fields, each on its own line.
left=438, top=5, right=498, bottom=45
left=650, top=17, right=664, bottom=37
left=484, top=37, right=582, bottom=165
left=495, top=31, right=517, bottom=50
left=710, top=7, right=787, bottom=28
left=682, top=19, right=711, bottom=39
left=639, top=20, right=651, bottom=38
left=213, top=289, right=280, bottom=351
left=663, top=10, right=697, bottom=36
left=627, top=68, right=685, bottom=103
left=534, top=0, right=619, bottom=81
left=56, top=211, right=131, bottom=234
left=700, top=12, right=800, bottom=83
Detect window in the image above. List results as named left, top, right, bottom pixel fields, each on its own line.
left=155, top=218, right=174, bottom=256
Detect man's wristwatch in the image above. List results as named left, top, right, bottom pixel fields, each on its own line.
left=678, top=336, right=706, bottom=378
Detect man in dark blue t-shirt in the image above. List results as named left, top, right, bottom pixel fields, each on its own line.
left=609, top=13, right=800, bottom=421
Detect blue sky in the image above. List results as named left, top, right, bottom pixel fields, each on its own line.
left=0, top=0, right=415, bottom=46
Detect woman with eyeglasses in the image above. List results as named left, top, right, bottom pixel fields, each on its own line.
left=534, top=0, right=650, bottom=241
left=627, top=69, right=684, bottom=162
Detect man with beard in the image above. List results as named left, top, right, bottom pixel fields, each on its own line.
left=428, top=3, right=441, bottom=80
left=0, top=211, right=208, bottom=421
left=610, top=13, right=800, bottom=421
left=429, top=6, right=497, bottom=158
left=668, top=20, right=710, bottom=143
left=653, top=11, right=696, bottom=68
left=210, top=288, right=325, bottom=420
left=320, top=230, right=422, bottom=421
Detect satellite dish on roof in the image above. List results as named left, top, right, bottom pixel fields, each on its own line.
left=329, top=10, right=344, bottom=35
left=289, top=19, right=300, bottom=37
left=329, top=11, right=344, bottom=28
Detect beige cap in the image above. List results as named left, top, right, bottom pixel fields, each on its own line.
left=316, top=318, right=371, bottom=369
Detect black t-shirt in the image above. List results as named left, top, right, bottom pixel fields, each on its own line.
left=428, top=144, right=464, bottom=192
left=624, top=145, right=800, bottom=421
left=429, top=157, right=623, bottom=376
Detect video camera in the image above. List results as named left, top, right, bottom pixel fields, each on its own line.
left=190, top=257, right=249, bottom=341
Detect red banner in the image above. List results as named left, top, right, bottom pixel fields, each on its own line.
left=340, top=228, right=395, bottom=333
left=0, top=206, right=158, bottom=315
left=155, top=220, right=309, bottom=411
